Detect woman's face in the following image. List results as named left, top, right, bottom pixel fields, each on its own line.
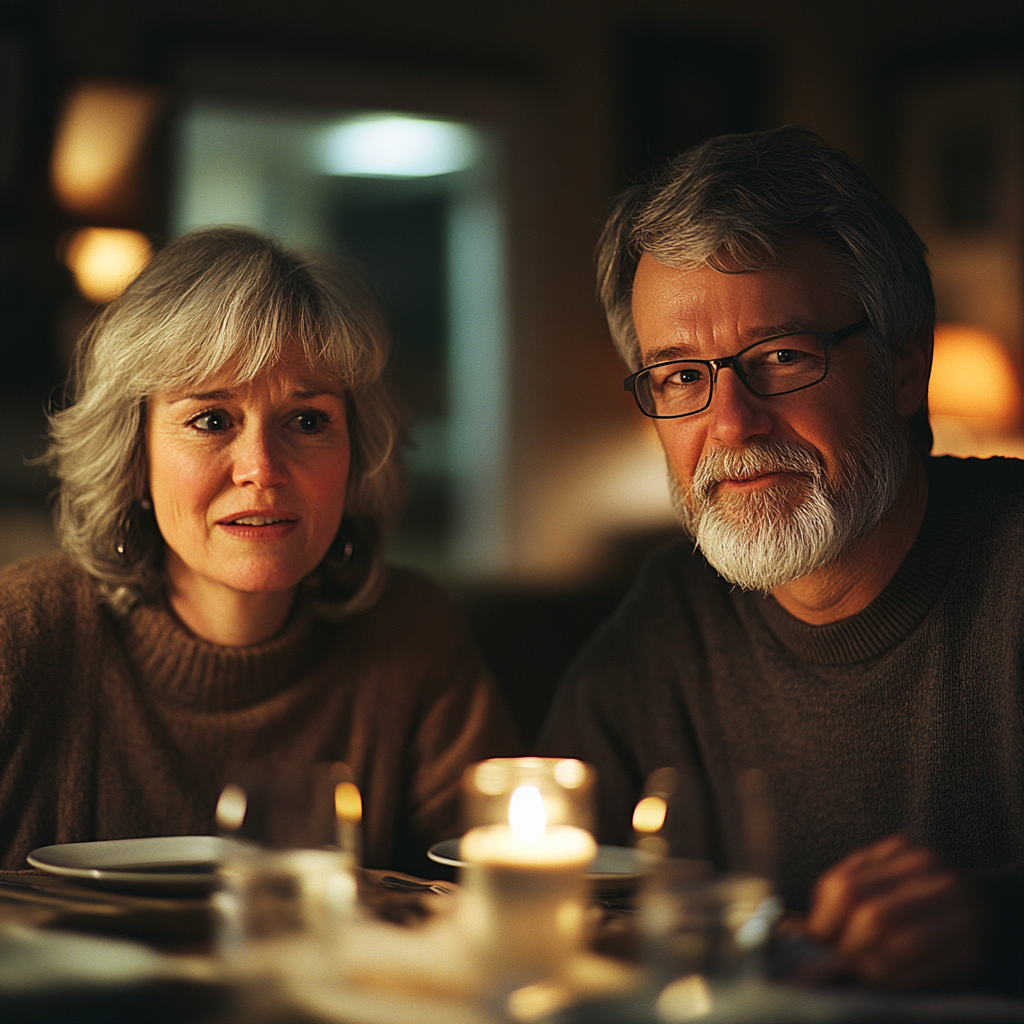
left=145, top=349, right=351, bottom=613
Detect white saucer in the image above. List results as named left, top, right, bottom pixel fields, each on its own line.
left=427, top=839, right=646, bottom=892
left=27, top=836, right=232, bottom=895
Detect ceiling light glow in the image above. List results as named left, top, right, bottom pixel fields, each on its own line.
left=321, top=116, right=478, bottom=178
left=51, top=83, right=161, bottom=213
left=64, top=227, right=152, bottom=304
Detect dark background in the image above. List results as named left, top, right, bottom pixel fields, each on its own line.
left=1, top=0, right=1021, bottom=743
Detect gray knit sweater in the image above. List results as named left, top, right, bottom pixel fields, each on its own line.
left=540, top=456, right=1023, bottom=985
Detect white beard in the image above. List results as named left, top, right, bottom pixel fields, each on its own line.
left=670, top=381, right=910, bottom=592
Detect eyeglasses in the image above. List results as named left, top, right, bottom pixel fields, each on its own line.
left=624, top=319, right=870, bottom=419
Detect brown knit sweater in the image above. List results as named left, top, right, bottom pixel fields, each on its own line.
left=0, top=555, right=518, bottom=875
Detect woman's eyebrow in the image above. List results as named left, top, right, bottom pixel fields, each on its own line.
left=168, top=388, right=233, bottom=404
left=292, top=387, right=345, bottom=400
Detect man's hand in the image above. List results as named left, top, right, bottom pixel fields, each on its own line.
left=803, top=834, right=987, bottom=990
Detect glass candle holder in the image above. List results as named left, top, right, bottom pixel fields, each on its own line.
left=457, top=757, right=598, bottom=988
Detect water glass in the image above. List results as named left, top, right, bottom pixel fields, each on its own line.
left=213, top=760, right=361, bottom=985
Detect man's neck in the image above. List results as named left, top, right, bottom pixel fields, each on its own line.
left=770, top=454, right=929, bottom=625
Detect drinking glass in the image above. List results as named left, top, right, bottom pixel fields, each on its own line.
left=632, top=767, right=782, bottom=1009
left=213, top=760, right=361, bottom=991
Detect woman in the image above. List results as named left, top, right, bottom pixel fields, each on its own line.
left=0, top=227, right=517, bottom=875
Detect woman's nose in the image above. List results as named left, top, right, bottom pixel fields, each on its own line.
left=707, top=367, right=775, bottom=447
left=231, top=424, right=289, bottom=489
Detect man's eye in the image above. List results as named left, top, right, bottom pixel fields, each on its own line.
left=771, top=349, right=802, bottom=364
left=665, top=367, right=704, bottom=386
left=190, top=411, right=229, bottom=431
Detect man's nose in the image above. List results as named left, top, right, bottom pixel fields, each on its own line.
left=706, top=366, right=774, bottom=447
left=231, top=424, right=289, bottom=489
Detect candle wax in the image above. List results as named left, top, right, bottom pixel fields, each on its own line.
left=460, top=824, right=597, bottom=867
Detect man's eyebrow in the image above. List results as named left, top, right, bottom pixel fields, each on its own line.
left=642, top=321, right=818, bottom=365
left=743, top=320, right=815, bottom=339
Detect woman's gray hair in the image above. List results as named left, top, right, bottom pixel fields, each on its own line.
left=46, top=226, right=406, bottom=617
left=597, top=125, right=934, bottom=450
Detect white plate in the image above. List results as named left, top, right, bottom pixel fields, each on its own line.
left=27, top=836, right=233, bottom=895
left=0, top=923, right=170, bottom=994
left=427, top=839, right=646, bottom=891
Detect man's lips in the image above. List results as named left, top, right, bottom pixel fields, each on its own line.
left=718, top=471, right=792, bottom=487
left=710, top=470, right=808, bottom=496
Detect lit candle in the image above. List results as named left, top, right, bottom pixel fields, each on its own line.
left=459, top=782, right=597, bottom=985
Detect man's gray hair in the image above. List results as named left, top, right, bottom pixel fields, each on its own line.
left=46, top=226, right=405, bottom=616
left=597, top=126, right=934, bottom=448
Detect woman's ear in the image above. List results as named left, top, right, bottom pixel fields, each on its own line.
left=893, top=324, right=933, bottom=419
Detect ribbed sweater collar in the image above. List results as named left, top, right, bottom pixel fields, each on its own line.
left=739, top=459, right=971, bottom=665
left=119, top=597, right=323, bottom=712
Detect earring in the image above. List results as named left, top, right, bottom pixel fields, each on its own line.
left=140, top=497, right=152, bottom=511
left=115, top=513, right=133, bottom=560
left=335, top=538, right=354, bottom=569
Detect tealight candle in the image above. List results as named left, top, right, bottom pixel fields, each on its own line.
left=458, top=762, right=598, bottom=987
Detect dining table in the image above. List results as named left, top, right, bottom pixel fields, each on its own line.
left=2, top=862, right=1022, bottom=1024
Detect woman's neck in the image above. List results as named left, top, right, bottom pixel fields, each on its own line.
left=163, top=554, right=297, bottom=646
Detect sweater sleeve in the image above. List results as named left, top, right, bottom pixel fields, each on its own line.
left=0, top=556, right=102, bottom=868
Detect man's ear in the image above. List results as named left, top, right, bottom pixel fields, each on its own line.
left=893, top=324, right=933, bottom=419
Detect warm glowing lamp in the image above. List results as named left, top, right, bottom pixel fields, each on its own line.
left=51, top=82, right=161, bottom=214
left=64, top=227, right=152, bottom=304
left=929, top=323, right=1022, bottom=434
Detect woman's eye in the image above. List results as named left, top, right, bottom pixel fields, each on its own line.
left=190, top=411, right=229, bottom=432
left=293, top=411, right=327, bottom=432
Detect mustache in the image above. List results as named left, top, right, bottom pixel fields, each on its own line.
left=691, top=438, right=827, bottom=506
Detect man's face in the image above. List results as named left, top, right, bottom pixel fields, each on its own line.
left=631, top=236, right=909, bottom=590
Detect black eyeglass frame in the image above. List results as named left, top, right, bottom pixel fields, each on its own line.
left=623, top=318, right=871, bottom=419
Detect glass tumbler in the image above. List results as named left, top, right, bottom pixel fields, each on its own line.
left=213, top=760, right=361, bottom=988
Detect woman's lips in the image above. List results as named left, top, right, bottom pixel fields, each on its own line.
left=216, top=511, right=298, bottom=540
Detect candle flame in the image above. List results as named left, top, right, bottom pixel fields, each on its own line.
left=508, top=785, right=546, bottom=840
left=334, top=781, right=362, bottom=824
left=215, top=783, right=247, bottom=832
left=632, top=795, right=668, bottom=834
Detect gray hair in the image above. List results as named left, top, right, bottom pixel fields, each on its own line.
left=597, top=126, right=934, bottom=450
left=46, top=226, right=406, bottom=616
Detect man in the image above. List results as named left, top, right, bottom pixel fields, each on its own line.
left=539, top=126, right=1023, bottom=991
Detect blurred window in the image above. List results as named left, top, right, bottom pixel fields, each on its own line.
left=172, top=102, right=511, bottom=578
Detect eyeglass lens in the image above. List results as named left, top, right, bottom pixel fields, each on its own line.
left=635, top=334, right=829, bottom=417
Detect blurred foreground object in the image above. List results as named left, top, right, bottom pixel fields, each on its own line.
left=214, top=762, right=360, bottom=1011
left=459, top=757, right=598, bottom=991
